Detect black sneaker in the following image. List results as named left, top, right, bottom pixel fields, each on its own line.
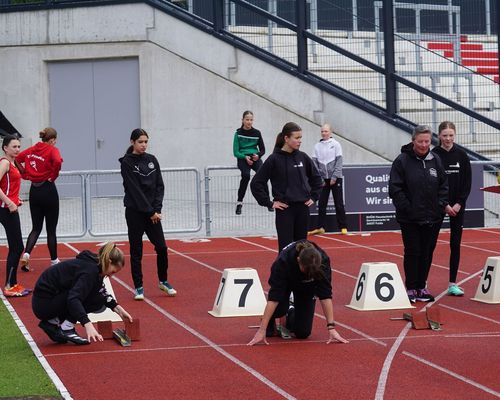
left=38, top=320, right=67, bottom=343
left=406, top=289, right=417, bottom=303
left=235, top=204, right=242, bottom=215
left=61, top=328, right=90, bottom=345
left=416, top=288, right=435, bottom=302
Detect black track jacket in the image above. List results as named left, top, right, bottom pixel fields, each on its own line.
left=389, top=143, right=448, bottom=224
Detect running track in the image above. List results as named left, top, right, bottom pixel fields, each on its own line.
left=2, top=229, right=500, bottom=399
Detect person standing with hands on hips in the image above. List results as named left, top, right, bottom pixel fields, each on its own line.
left=389, top=125, right=449, bottom=303
left=251, top=122, right=323, bottom=251
left=247, top=240, right=348, bottom=345
left=120, top=128, right=176, bottom=301
left=309, top=123, right=348, bottom=235
left=432, top=121, right=471, bottom=296
left=17, top=127, right=63, bottom=271
left=233, top=111, right=267, bottom=215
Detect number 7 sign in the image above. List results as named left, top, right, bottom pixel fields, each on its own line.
left=209, top=268, right=267, bottom=317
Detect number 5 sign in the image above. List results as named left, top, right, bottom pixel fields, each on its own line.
left=347, top=262, right=414, bottom=311
left=472, top=257, right=500, bottom=304
left=208, top=268, right=267, bottom=317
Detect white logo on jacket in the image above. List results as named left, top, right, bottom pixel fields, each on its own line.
left=133, top=165, right=155, bottom=177
left=148, top=162, right=154, bottom=169
left=294, top=162, right=304, bottom=168
left=429, top=168, right=437, bottom=178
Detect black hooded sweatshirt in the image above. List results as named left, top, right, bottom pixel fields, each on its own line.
left=33, top=251, right=118, bottom=325
left=119, top=152, right=164, bottom=217
left=267, top=240, right=332, bottom=303
left=389, top=143, right=448, bottom=224
left=432, top=145, right=471, bottom=208
left=250, top=147, right=323, bottom=208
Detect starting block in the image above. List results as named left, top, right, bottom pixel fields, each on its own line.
left=347, top=262, right=413, bottom=311
left=392, top=308, right=443, bottom=331
left=111, top=319, right=141, bottom=347
left=113, top=328, right=131, bottom=347
left=208, top=268, right=266, bottom=317
left=88, top=277, right=122, bottom=323
left=471, top=256, right=500, bottom=304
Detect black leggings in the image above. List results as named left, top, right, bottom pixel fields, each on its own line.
left=32, top=291, right=105, bottom=323
left=25, top=181, right=59, bottom=260
left=272, top=289, right=316, bottom=339
left=125, top=208, right=169, bottom=289
left=0, top=208, right=24, bottom=287
left=275, top=203, right=310, bottom=250
left=400, top=222, right=441, bottom=290
left=447, top=208, right=465, bottom=283
left=317, top=178, right=347, bottom=230
left=237, top=158, right=262, bottom=202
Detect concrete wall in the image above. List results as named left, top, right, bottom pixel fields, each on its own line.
left=0, top=3, right=411, bottom=171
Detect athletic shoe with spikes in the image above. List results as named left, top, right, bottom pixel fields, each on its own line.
left=3, top=284, right=30, bottom=297
left=447, top=284, right=464, bottom=296
left=134, top=287, right=145, bottom=301
left=61, top=328, right=90, bottom=345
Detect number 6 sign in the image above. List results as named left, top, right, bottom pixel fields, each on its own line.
left=472, top=257, right=500, bottom=304
left=209, top=268, right=267, bottom=317
left=347, top=262, right=413, bottom=311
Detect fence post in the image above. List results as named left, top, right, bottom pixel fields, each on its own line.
left=296, top=0, right=308, bottom=74
left=204, top=168, right=212, bottom=236
left=213, top=0, right=224, bottom=32
left=383, top=0, right=397, bottom=117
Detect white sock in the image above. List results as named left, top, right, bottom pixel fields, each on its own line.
left=48, top=317, right=60, bottom=325
left=449, top=282, right=456, bottom=288
left=50, top=258, right=60, bottom=265
left=60, top=320, right=75, bottom=331
left=23, top=253, right=30, bottom=260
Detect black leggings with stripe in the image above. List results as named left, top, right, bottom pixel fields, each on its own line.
left=0, top=208, right=24, bottom=287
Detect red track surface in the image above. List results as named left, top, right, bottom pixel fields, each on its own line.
left=2, top=229, right=500, bottom=399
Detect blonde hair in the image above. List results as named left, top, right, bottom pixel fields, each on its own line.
left=39, top=127, right=58, bottom=142
left=98, top=242, right=125, bottom=274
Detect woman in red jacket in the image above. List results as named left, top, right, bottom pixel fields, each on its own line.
left=17, top=128, right=63, bottom=271
left=0, top=135, right=27, bottom=297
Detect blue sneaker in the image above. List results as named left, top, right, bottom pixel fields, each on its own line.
left=447, top=284, right=464, bottom=296
left=134, top=287, right=144, bottom=301
left=159, top=281, right=177, bottom=296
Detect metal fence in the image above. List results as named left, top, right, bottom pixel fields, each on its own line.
left=0, top=167, right=202, bottom=240
left=1, top=162, right=500, bottom=242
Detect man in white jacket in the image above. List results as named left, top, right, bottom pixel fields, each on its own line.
left=309, top=124, right=348, bottom=235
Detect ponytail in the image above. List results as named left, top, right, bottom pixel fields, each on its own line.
left=98, top=242, right=125, bottom=274
left=296, top=241, right=324, bottom=281
left=275, top=122, right=302, bottom=149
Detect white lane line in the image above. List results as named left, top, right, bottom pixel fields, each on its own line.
left=1, top=292, right=72, bottom=400
left=375, top=323, right=412, bottom=400
left=64, top=243, right=295, bottom=400
left=112, top=276, right=296, bottom=400
left=402, top=351, right=500, bottom=398
left=231, top=237, right=387, bottom=346
left=439, top=304, right=500, bottom=325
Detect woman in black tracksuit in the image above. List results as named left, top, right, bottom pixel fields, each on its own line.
left=432, top=121, right=471, bottom=296
left=32, top=242, right=132, bottom=345
left=247, top=240, right=348, bottom=345
left=389, top=125, right=449, bottom=303
left=120, top=128, right=176, bottom=301
left=251, top=122, right=323, bottom=251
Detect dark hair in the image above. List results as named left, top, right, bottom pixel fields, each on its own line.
left=98, top=242, right=125, bottom=274
left=39, top=127, right=57, bottom=142
left=438, top=121, right=456, bottom=134
left=296, top=241, right=324, bottom=281
left=2, top=134, right=19, bottom=151
left=240, top=111, right=254, bottom=128
left=275, top=122, right=302, bottom=148
left=126, top=128, right=149, bottom=154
